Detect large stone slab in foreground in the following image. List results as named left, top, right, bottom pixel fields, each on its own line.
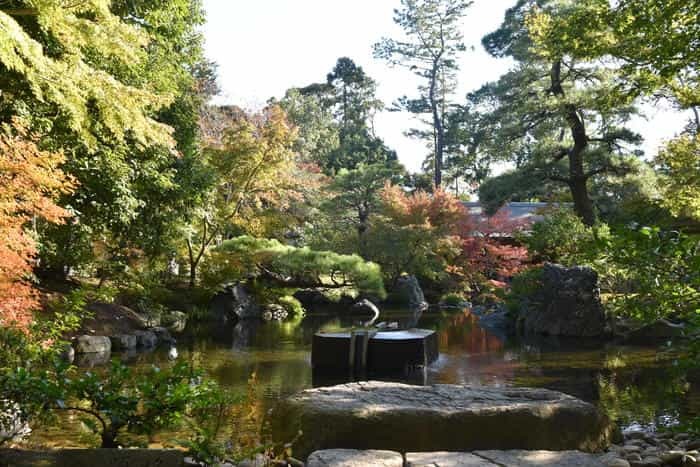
left=307, top=449, right=403, bottom=467
left=271, top=381, right=614, bottom=459
left=406, top=451, right=495, bottom=466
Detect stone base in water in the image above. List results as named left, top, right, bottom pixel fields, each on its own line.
left=271, top=381, right=615, bottom=459
left=312, top=329, right=438, bottom=373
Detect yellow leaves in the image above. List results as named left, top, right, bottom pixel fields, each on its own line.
left=0, top=4, right=173, bottom=150
left=656, top=133, right=700, bottom=220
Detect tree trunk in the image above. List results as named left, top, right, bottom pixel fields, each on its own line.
left=358, top=203, right=369, bottom=257
left=429, top=61, right=444, bottom=188
left=569, top=176, right=596, bottom=226
left=550, top=60, right=596, bottom=226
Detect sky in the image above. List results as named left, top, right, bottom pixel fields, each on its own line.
left=203, top=0, right=689, bottom=174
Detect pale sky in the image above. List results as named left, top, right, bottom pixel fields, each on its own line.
left=203, top=0, right=689, bottom=174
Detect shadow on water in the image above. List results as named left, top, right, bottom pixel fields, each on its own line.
left=32, top=307, right=700, bottom=447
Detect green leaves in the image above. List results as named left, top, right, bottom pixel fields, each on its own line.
left=204, top=236, right=386, bottom=299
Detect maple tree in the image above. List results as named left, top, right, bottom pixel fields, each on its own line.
left=186, top=105, right=320, bottom=287
left=0, top=122, right=73, bottom=329
left=457, top=207, right=530, bottom=288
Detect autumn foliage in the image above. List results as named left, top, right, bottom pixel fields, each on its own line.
left=457, top=207, right=530, bottom=287
left=0, top=123, right=74, bottom=329
left=376, top=184, right=531, bottom=294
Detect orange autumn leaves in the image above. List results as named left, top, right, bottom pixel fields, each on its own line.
left=0, top=122, right=74, bottom=329
left=379, top=183, right=530, bottom=286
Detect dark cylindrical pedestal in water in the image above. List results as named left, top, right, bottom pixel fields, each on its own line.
left=311, top=329, right=438, bottom=373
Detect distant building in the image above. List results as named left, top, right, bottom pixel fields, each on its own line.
left=462, top=202, right=571, bottom=237
left=463, top=201, right=568, bottom=223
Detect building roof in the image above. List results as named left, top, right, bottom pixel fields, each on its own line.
left=462, top=201, right=566, bottom=224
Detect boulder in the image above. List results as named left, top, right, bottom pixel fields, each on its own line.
left=517, top=263, right=607, bottom=337
left=133, top=330, right=157, bottom=348
left=625, top=319, right=685, bottom=343
left=0, top=401, right=31, bottom=444
left=210, top=284, right=259, bottom=322
left=390, top=275, right=428, bottom=310
left=476, top=308, right=513, bottom=340
left=151, top=326, right=176, bottom=344
left=109, top=334, right=137, bottom=351
left=307, top=449, right=403, bottom=467
left=271, top=381, right=614, bottom=458
left=161, top=310, right=187, bottom=333
left=74, top=335, right=111, bottom=354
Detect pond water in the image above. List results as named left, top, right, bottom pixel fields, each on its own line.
left=30, top=308, right=700, bottom=448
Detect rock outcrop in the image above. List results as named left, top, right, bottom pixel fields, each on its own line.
left=390, top=275, right=428, bottom=310
left=271, top=381, right=614, bottom=458
left=210, top=284, right=259, bottom=322
left=74, top=335, right=111, bottom=354
left=517, top=263, right=607, bottom=337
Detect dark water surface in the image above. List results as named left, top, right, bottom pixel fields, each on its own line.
left=31, top=309, right=700, bottom=448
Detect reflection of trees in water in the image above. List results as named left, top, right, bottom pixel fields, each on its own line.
left=437, top=311, right=504, bottom=354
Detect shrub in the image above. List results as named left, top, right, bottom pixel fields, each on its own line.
left=506, top=266, right=544, bottom=313
left=521, top=208, right=605, bottom=265
left=1, top=360, right=221, bottom=448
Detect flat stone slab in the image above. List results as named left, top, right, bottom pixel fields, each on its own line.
left=475, top=450, right=617, bottom=466
left=272, top=381, right=614, bottom=458
left=307, top=449, right=403, bottom=467
left=406, top=451, right=495, bottom=466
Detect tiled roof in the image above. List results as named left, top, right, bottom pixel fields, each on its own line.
left=463, top=201, right=567, bottom=223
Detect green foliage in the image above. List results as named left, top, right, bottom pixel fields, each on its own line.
left=521, top=208, right=607, bottom=264
left=1, top=359, right=220, bottom=448
left=591, top=227, right=700, bottom=322
left=203, top=236, right=386, bottom=299
left=506, top=266, right=543, bottom=313
left=656, top=133, right=700, bottom=221
left=440, top=292, right=468, bottom=307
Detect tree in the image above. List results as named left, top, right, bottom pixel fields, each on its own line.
left=277, top=88, right=339, bottom=167
left=0, top=2, right=173, bottom=148
left=526, top=0, right=700, bottom=224
left=185, top=105, right=301, bottom=287
left=527, top=0, right=700, bottom=130
left=366, top=185, right=465, bottom=285
left=0, top=122, right=73, bottom=329
left=1, top=1, right=213, bottom=279
left=656, top=133, right=700, bottom=221
left=374, top=0, right=472, bottom=188
left=472, top=0, right=641, bottom=225
left=292, top=58, right=397, bottom=173
left=202, top=236, right=386, bottom=299
left=320, top=162, right=405, bottom=256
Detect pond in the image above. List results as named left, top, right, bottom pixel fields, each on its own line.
left=29, top=308, right=700, bottom=448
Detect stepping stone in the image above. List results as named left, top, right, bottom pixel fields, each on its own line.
left=406, top=451, right=496, bottom=466
left=475, top=450, right=611, bottom=467
left=306, top=449, right=403, bottom=467
left=271, top=381, right=614, bottom=459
